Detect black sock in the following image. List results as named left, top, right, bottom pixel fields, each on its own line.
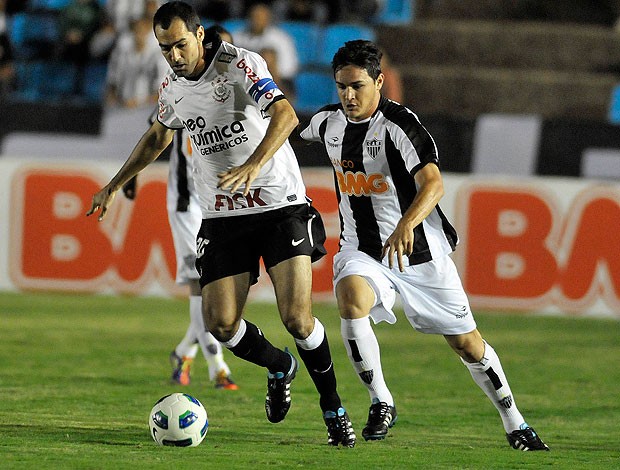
left=227, top=321, right=290, bottom=374
left=296, top=334, right=342, bottom=413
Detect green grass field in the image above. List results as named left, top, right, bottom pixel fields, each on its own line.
left=1, top=291, right=619, bottom=469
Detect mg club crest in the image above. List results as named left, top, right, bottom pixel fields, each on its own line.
left=365, top=137, right=382, bottom=159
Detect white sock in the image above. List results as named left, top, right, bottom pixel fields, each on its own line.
left=341, top=317, right=393, bottom=406
left=189, top=295, right=230, bottom=381
left=462, top=342, right=526, bottom=433
left=174, top=311, right=199, bottom=359
left=295, top=317, right=324, bottom=350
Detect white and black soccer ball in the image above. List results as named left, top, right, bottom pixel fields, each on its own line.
left=149, top=393, right=208, bottom=447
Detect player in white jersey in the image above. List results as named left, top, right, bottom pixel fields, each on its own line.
left=88, top=1, right=355, bottom=446
left=123, top=125, right=238, bottom=390
left=300, top=40, right=549, bottom=451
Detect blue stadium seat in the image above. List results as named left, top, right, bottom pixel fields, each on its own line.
left=14, top=61, right=44, bottom=101
left=38, top=61, right=78, bottom=99
left=315, top=24, right=376, bottom=66
left=279, top=21, right=322, bottom=67
left=82, top=62, right=108, bottom=102
left=219, top=18, right=246, bottom=37
left=294, top=71, right=338, bottom=115
left=608, top=85, right=620, bottom=124
left=29, top=0, right=72, bottom=10
left=373, top=0, right=414, bottom=25
left=10, top=12, right=59, bottom=59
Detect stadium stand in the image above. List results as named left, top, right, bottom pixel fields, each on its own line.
left=294, top=70, right=337, bottom=114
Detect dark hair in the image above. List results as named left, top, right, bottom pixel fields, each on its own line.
left=153, top=1, right=202, bottom=35
left=331, top=40, right=382, bottom=80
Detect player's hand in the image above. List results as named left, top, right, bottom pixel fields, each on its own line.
left=381, top=224, right=414, bottom=272
left=122, top=176, right=138, bottom=200
left=86, top=186, right=117, bottom=221
left=217, top=162, right=261, bottom=196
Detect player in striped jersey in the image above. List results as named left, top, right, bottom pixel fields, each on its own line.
left=88, top=1, right=355, bottom=446
left=300, top=40, right=548, bottom=451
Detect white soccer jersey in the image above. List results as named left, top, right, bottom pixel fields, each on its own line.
left=157, top=39, right=306, bottom=218
left=300, top=97, right=458, bottom=267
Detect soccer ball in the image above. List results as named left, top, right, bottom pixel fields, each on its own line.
left=149, top=393, right=208, bottom=447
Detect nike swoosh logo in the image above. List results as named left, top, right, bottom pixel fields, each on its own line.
left=291, top=238, right=305, bottom=247
left=175, top=97, right=184, bottom=104
left=257, top=82, right=270, bottom=91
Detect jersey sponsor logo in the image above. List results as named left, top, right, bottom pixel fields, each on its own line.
left=183, top=119, right=248, bottom=155
left=327, top=136, right=341, bottom=148
left=365, top=137, right=382, bottom=159
left=236, top=58, right=260, bottom=83
left=335, top=170, right=389, bottom=196
left=331, top=158, right=355, bottom=169
left=211, top=74, right=232, bottom=103
left=217, top=51, right=236, bottom=63
left=249, top=78, right=277, bottom=103
left=214, top=189, right=267, bottom=211
left=159, top=76, right=171, bottom=93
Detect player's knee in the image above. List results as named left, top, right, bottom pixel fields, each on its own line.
left=207, top=322, right=236, bottom=342
left=337, top=302, right=368, bottom=320
left=281, top=314, right=314, bottom=340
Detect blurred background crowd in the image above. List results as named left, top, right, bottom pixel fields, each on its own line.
left=0, top=0, right=403, bottom=111
left=1, top=0, right=620, bottom=177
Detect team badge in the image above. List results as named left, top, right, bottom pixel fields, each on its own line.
left=211, top=74, right=232, bottom=103
left=365, top=137, right=382, bottom=159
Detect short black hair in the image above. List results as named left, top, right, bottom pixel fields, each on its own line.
left=153, top=1, right=201, bottom=35
left=331, top=40, right=383, bottom=80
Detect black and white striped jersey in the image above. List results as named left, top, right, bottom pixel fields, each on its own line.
left=300, top=96, right=458, bottom=266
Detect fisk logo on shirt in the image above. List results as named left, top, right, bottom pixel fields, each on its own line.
left=336, top=170, right=389, bottom=196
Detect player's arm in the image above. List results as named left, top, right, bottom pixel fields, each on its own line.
left=382, top=162, right=444, bottom=271
left=87, top=120, right=175, bottom=221
left=217, top=99, right=299, bottom=195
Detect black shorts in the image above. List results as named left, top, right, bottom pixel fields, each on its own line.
left=195, top=203, right=327, bottom=287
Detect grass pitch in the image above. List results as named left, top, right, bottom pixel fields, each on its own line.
left=0, top=291, right=618, bottom=469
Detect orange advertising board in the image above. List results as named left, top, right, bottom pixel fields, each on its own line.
left=1, top=159, right=618, bottom=317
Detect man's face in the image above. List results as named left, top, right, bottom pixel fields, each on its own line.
left=155, top=18, right=205, bottom=79
left=335, top=65, right=383, bottom=122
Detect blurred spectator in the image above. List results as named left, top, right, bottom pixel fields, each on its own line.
left=272, top=0, right=329, bottom=23
left=234, top=2, right=298, bottom=94
left=338, top=0, right=384, bottom=23
left=58, top=0, right=104, bottom=66
left=380, top=50, right=403, bottom=103
left=105, top=16, right=168, bottom=108
left=0, top=0, right=15, bottom=99
left=104, top=0, right=161, bottom=35
left=91, top=0, right=162, bottom=63
left=188, top=0, right=243, bottom=22
left=58, top=0, right=104, bottom=95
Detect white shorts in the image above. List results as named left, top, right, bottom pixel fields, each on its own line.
left=333, top=249, right=477, bottom=335
left=167, top=191, right=202, bottom=284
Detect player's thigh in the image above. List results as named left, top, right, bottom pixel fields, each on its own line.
left=268, top=255, right=315, bottom=336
